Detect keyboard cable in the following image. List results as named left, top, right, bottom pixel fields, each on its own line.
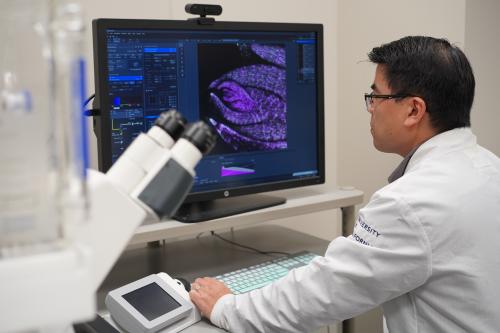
left=210, top=231, right=291, bottom=257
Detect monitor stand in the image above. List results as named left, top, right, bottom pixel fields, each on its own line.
left=173, top=194, right=286, bottom=223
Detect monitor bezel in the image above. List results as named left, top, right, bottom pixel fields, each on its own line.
left=92, top=18, right=325, bottom=203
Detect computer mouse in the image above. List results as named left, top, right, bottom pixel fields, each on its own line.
left=174, top=277, right=191, bottom=292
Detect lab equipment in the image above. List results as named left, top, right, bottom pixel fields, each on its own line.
left=0, top=0, right=87, bottom=250
left=133, top=121, right=216, bottom=218
left=0, top=107, right=214, bottom=333
left=0, top=109, right=214, bottom=333
left=105, top=273, right=200, bottom=333
left=106, top=110, right=187, bottom=195
left=215, top=251, right=319, bottom=294
left=91, top=19, right=325, bottom=222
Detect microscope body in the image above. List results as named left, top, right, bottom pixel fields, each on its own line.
left=0, top=111, right=215, bottom=333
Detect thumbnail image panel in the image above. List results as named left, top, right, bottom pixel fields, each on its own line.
left=198, top=43, right=288, bottom=154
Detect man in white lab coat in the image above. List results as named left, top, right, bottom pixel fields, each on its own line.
left=189, top=36, right=500, bottom=332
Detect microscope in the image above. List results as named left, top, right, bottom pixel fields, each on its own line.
left=0, top=107, right=215, bottom=333
left=0, top=2, right=217, bottom=332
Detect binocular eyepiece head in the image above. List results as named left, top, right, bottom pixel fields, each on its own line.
left=154, top=110, right=217, bottom=155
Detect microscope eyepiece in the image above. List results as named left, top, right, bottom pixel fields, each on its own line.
left=154, top=110, right=187, bottom=141
left=181, top=121, right=217, bottom=155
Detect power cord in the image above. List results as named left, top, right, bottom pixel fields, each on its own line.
left=83, top=93, right=100, bottom=116
left=83, top=93, right=95, bottom=107
left=210, top=230, right=291, bottom=257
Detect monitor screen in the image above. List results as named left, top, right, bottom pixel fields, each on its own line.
left=92, top=19, right=324, bottom=213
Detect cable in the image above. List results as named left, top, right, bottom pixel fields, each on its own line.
left=82, top=94, right=100, bottom=117
left=83, top=108, right=100, bottom=116
left=83, top=93, right=95, bottom=107
left=210, top=231, right=291, bottom=257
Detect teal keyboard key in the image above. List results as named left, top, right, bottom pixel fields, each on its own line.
left=215, top=251, right=319, bottom=295
left=237, top=280, right=273, bottom=293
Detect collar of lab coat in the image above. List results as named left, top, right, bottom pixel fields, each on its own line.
left=388, top=144, right=420, bottom=183
left=403, top=127, right=476, bottom=175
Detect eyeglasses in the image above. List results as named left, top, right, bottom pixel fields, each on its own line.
left=364, top=93, right=416, bottom=112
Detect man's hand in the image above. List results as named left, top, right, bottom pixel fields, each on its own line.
left=189, top=277, right=232, bottom=319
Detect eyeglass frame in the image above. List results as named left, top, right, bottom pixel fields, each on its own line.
left=364, top=93, right=418, bottom=111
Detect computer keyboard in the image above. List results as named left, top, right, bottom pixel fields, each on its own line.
left=215, top=251, right=319, bottom=294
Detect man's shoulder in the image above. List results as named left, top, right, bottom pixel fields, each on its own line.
left=373, top=143, right=500, bottom=218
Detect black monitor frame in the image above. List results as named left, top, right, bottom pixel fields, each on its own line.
left=92, top=18, right=325, bottom=214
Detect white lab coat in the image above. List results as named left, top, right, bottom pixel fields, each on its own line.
left=210, top=128, right=500, bottom=332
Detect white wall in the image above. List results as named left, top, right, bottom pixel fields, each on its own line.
left=465, top=0, right=500, bottom=157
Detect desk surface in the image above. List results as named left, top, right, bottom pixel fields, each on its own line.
left=131, top=187, right=363, bottom=245
left=98, top=225, right=332, bottom=331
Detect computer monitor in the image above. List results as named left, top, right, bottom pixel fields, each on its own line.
left=92, top=19, right=325, bottom=222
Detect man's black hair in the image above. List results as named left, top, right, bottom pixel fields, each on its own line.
left=368, top=36, right=475, bottom=132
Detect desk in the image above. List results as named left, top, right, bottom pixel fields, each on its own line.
left=129, top=187, right=363, bottom=245
left=98, top=188, right=363, bottom=332
left=98, top=225, right=332, bottom=332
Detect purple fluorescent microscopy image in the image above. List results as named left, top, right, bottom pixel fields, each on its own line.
left=203, top=44, right=287, bottom=152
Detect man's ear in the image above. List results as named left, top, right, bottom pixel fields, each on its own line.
left=404, top=97, right=427, bottom=127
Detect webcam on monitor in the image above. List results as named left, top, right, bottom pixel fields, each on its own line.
left=185, top=3, right=222, bottom=17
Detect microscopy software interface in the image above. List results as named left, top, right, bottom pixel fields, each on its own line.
left=105, top=28, right=320, bottom=192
